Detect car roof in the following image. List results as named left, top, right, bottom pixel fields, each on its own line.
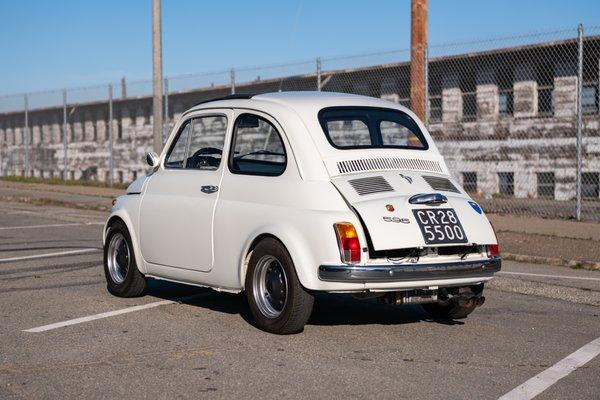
left=186, top=91, right=411, bottom=114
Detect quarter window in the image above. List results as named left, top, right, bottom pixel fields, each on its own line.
left=229, top=114, right=287, bottom=176
left=186, top=116, right=227, bottom=170
left=165, top=120, right=191, bottom=168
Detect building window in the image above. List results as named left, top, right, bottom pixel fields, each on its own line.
left=582, top=85, right=599, bottom=115
left=538, top=86, right=554, bottom=116
left=537, top=172, right=555, bottom=199
left=582, top=172, right=599, bottom=199
left=429, top=96, right=442, bottom=122
left=462, top=172, right=477, bottom=193
left=499, top=91, right=513, bottom=116
left=498, top=172, right=514, bottom=196
left=462, top=92, right=477, bottom=121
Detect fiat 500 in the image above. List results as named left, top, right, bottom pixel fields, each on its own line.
left=103, top=92, right=500, bottom=334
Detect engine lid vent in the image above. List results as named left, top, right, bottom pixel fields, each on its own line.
left=348, top=176, right=394, bottom=196
left=337, top=157, right=443, bottom=175
left=422, top=175, right=460, bottom=193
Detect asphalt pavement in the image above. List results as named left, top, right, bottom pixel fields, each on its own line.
left=0, top=201, right=598, bottom=399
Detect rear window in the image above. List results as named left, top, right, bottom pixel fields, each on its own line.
left=319, top=107, right=428, bottom=150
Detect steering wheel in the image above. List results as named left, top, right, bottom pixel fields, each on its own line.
left=188, top=147, right=222, bottom=169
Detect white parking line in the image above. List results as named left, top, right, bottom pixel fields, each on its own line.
left=498, top=271, right=600, bottom=282
left=23, top=295, right=202, bottom=333
left=499, top=336, right=600, bottom=400
left=0, top=248, right=101, bottom=263
left=0, top=222, right=104, bottom=231
left=23, top=300, right=176, bottom=333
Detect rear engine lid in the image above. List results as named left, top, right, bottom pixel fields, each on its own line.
left=331, top=171, right=497, bottom=251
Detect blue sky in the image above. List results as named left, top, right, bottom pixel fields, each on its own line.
left=1, top=0, right=599, bottom=95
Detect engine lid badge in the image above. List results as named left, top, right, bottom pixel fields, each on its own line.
left=385, top=204, right=395, bottom=212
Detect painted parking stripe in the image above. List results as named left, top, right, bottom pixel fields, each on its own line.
left=499, top=336, right=600, bottom=400
left=23, top=295, right=202, bottom=333
left=498, top=271, right=600, bottom=282
left=0, top=222, right=104, bottom=231
left=0, top=248, right=101, bottom=264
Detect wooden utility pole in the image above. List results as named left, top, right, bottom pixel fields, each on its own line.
left=410, top=0, right=428, bottom=121
left=152, top=0, right=164, bottom=154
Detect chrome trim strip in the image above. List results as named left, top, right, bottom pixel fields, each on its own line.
left=318, top=257, right=501, bottom=283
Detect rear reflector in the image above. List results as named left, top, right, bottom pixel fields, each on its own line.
left=334, top=222, right=361, bottom=264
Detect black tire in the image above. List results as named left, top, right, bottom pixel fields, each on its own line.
left=245, top=238, right=314, bottom=334
left=103, top=220, right=146, bottom=297
left=421, top=299, right=476, bottom=320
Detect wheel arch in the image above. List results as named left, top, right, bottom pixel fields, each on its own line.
left=238, top=228, right=317, bottom=291
left=104, top=210, right=147, bottom=274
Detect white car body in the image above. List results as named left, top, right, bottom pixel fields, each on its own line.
left=105, top=92, right=500, bottom=297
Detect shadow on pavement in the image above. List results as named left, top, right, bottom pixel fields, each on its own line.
left=144, top=279, right=463, bottom=329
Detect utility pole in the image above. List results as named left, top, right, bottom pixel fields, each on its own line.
left=152, top=0, right=164, bottom=154
left=410, top=0, right=428, bottom=121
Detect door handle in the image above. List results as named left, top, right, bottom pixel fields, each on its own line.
left=201, top=185, right=219, bottom=194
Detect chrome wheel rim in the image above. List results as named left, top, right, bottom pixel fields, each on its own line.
left=252, top=255, right=288, bottom=319
left=107, top=233, right=130, bottom=284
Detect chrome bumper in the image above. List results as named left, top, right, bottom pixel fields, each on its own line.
left=318, top=257, right=501, bottom=283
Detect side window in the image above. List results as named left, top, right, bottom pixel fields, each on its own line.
left=165, top=120, right=191, bottom=168
left=229, top=114, right=287, bottom=176
left=185, top=116, right=227, bottom=170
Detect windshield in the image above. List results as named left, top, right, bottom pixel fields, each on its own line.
left=318, top=107, right=428, bottom=150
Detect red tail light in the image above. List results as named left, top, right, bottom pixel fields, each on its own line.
left=334, top=222, right=361, bottom=264
left=487, top=244, right=500, bottom=257
left=487, top=221, right=500, bottom=257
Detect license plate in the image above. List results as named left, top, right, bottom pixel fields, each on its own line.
left=412, top=208, right=468, bottom=245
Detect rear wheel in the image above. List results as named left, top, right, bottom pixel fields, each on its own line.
left=104, top=220, right=146, bottom=297
left=245, top=238, right=314, bottom=334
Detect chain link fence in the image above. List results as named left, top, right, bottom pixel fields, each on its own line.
left=0, top=25, right=599, bottom=221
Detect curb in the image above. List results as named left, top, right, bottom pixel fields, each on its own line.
left=503, top=252, right=600, bottom=271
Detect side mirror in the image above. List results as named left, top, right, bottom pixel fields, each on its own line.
left=146, top=152, right=160, bottom=169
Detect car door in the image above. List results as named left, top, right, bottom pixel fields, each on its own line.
left=140, top=109, right=233, bottom=272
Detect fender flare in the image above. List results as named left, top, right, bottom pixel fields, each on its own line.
left=238, top=225, right=318, bottom=291
left=104, top=210, right=148, bottom=274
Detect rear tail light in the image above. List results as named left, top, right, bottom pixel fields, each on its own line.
left=334, top=222, right=361, bottom=264
left=487, top=244, right=500, bottom=257
left=487, top=221, right=500, bottom=257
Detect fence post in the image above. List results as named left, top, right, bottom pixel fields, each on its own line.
left=316, top=57, right=322, bottom=91
left=62, top=90, right=67, bottom=181
left=121, top=77, right=127, bottom=99
left=108, top=84, right=114, bottom=187
left=230, top=69, right=236, bottom=94
left=24, top=94, right=29, bottom=177
left=163, top=77, right=169, bottom=145
left=424, top=44, right=430, bottom=127
left=576, top=24, right=584, bottom=221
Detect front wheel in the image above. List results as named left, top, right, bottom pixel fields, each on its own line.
left=103, top=220, right=146, bottom=297
left=245, top=238, right=314, bottom=334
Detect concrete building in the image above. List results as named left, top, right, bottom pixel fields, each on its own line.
left=0, top=36, right=599, bottom=209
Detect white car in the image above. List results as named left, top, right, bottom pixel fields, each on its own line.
left=103, top=92, right=500, bottom=334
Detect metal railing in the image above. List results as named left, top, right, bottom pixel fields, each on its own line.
left=0, top=25, right=599, bottom=221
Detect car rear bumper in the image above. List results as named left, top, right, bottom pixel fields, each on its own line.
left=318, top=257, right=501, bottom=283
